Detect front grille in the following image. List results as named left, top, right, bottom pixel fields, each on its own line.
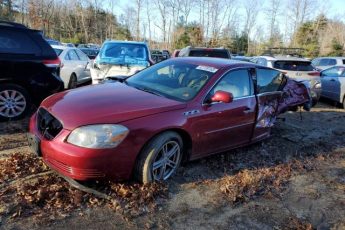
left=37, top=108, right=62, bottom=140
left=45, top=157, right=105, bottom=178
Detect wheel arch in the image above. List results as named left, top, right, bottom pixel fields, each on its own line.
left=131, top=127, right=193, bottom=178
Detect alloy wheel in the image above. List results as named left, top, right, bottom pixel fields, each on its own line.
left=0, top=90, right=27, bottom=118
left=152, top=140, right=181, bottom=181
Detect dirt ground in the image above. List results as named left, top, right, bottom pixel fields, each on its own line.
left=0, top=101, right=345, bottom=230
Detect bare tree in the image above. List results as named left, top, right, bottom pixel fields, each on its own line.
left=154, top=0, right=168, bottom=45
left=135, top=0, right=143, bottom=40
left=287, top=0, right=319, bottom=45
left=264, top=0, right=281, bottom=44
left=243, top=0, right=261, bottom=53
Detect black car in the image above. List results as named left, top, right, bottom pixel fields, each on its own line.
left=178, top=46, right=231, bottom=59
left=0, top=21, right=64, bottom=121
left=79, top=48, right=99, bottom=60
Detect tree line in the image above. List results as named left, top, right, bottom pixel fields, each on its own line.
left=1, top=0, right=345, bottom=57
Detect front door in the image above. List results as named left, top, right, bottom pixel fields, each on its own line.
left=252, top=68, right=285, bottom=141
left=190, top=68, right=256, bottom=158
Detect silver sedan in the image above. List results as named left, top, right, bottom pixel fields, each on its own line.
left=320, top=65, right=345, bottom=108
left=52, top=45, right=91, bottom=89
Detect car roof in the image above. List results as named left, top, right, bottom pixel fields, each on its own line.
left=170, top=57, right=258, bottom=69
left=315, top=57, right=345, bottom=59
left=257, top=55, right=310, bottom=62
left=0, top=20, right=28, bottom=29
left=51, top=45, right=70, bottom=50
left=103, top=40, right=148, bottom=46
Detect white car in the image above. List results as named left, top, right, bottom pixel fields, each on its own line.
left=320, top=66, right=345, bottom=108
left=252, top=56, right=321, bottom=105
left=312, top=57, right=345, bottom=71
left=52, top=45, right=91, bottom=89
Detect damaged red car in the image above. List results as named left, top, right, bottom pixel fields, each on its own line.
left=28, top=57, right=310, bottom=183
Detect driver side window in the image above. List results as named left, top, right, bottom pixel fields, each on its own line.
left=211, top=69, right=252, bottom=98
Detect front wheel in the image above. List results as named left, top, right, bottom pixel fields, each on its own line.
left=134, top=132, right=183, bottom=183
left=0, top=84, right=31, bottom=121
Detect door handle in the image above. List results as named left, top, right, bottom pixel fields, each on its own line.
left=243, top=107, right=254, bottom=114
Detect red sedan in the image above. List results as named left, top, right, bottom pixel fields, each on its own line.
left=28, top=57, right=310, bottom=183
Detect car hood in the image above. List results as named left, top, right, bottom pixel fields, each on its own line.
left=41, top=82, right=186, bottom=130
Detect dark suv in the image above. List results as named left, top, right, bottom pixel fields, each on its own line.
left=0, top=21, right=64, bottom=121
left=178, top=46, right=231, bottom=59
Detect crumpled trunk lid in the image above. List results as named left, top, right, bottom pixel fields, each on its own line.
left=91, top=63, right=146, bottom=81
left=277, top=79, right=312, bottom=114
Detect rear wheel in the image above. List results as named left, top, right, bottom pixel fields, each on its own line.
left=0, top=84, right=31, bottom=121
left=134, top=132, right=183, bottom=183
left=68, top=74, right=78, bottom=89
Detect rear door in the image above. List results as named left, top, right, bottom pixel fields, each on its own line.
left=192, top=68, right=256, bottom=158
left=251, top=68, right=284, bottom=142
left=75, top=49, right=91, bottom=82
left=321, top=66, right=341, bottom=100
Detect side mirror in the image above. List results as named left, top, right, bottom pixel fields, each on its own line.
left=211, top=91, right=233, bottom=103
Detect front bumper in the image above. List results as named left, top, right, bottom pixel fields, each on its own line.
left=29, top=112, right=139, bottom=181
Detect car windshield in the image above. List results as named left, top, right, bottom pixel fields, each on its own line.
left=98, top=43, right=148, bottom=66
left=189, top=50, right=229, bottom=58
left=126, top=61, right=218, bottom=102
left=273, top=61, right=314, bottom=71
left=53, top=48, right=63, bottom=56
left=81, top=49, right=98, bottom=56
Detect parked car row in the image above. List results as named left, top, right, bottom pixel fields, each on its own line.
left=2, top=20, right=342, bottom=184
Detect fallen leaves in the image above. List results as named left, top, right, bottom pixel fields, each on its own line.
left=0, top=152, right=48, bottom=184
left=219, top=163, right=293, bottom=204
left=0, top=153, right=168, bottom=224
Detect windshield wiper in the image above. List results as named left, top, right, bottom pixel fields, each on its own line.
left=104, top=76, right=129, bottom=83
left=137, top=87, right=165, bottom=97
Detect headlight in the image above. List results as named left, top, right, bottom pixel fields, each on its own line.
left=67, top=125, right=129, bottom=149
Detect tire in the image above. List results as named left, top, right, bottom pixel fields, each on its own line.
left=0, top=84, right=31, bottom=121
left=68, top=74, right=78, bottom=89
left=134, top=132, right=183, bottom=183
left=342, top=96, right=345, bottom=109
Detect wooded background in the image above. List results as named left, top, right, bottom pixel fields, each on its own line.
left=1, top=0, right=345, bottom=57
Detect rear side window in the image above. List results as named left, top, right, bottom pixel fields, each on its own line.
left=319, top=59, right=331, bottom=66
left=328, top=59, right=336, bottom=65
left=257, top=58, right=267, bottom=66
left=342, top=60, right=345, bottom=65
left=311, top=59, right=320, bottom=66
left=0, top=28, right=41, bottom=54
left=189, top=50, right=229, bottom=58
left=256, top=68, right=284, bottom=93
left=67, top=50, right=80, bottom=60
left=273, top=61, right=314, bottom=71
left=76, top=49, right=88, bottom=61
